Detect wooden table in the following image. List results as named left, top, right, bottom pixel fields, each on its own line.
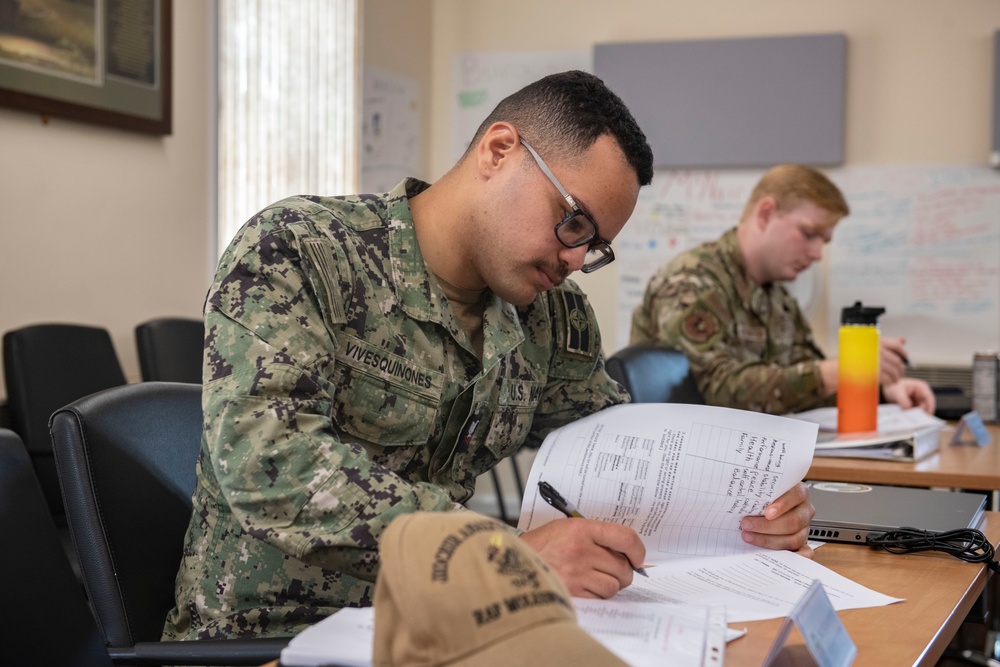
left=726, top=511, right=1000, bottom=666
left=263, top=517, right=998, bottom=667
left=808, top=422, right=1000, bottom=495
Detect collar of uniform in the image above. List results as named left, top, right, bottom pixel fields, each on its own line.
left=386, top=178, right=447, bottom=324
left=480, top=292, right=526, bottom=372
left=386, top=178, right=525, bottom=366
left=719, top=226, right=770, bottom=318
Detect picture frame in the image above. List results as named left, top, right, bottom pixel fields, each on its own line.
left=0, top=0, right=172, bottom=135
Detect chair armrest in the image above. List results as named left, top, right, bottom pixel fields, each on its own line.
left=108, top=637, right=289, bottom=665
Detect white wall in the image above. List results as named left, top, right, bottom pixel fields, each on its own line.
left=362, top=0, right=434, bottom=179
left=426, top=0, right=1000, bottom=355
left=0, top=1, right=215, bottom=398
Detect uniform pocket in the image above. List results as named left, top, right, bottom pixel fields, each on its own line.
left=330, top=333, right=444, bottom=448
left=482, top=377, right=545, bottom=459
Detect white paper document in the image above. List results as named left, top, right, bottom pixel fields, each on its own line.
left=280, top=606, right=374, bottom=667
left=518, top=403, right=818, bottom=563
left=280, top=600, right=730, bottom=667
left=573, top=598, right=726, bottom=666
left=618, top=549, right=903, bottom=623
left=792, top=404, right=943, bottom=433
left=791, top=404, right=945, bottom=461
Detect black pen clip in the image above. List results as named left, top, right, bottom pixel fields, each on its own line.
left=538, top=480, right=565, bottom=508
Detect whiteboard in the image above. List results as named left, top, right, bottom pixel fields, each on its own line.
left=616, top=165, right=1000, bottom=366
left=826, top=165, right=1000, bottom=365
left=451, top=50, right=591, bottom=163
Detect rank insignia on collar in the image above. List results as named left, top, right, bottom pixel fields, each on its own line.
left=560, top=290, right=593, bottom=356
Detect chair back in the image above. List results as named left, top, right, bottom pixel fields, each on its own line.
left=50, top=382, right=202, bottom=648
left=135, top=317, right=205, bottom=383
left=605, top=344, right=705, bottom=404
left=0, top=428, right=112, bottom=667
left=3, top=323, right=127, bottom=514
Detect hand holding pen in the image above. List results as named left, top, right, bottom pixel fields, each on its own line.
left=538, top=480, right=648, bottom=577
left=879, top=336, right=912, bottom=385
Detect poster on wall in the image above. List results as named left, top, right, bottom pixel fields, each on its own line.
left=451, top=50, right=590, bottom=163
left=361, top=65, right=420, bottom=193
left=0, top=0, right=171, bottom=134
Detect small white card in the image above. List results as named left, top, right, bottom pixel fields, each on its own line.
left=763, top=579, right=857, bottom=667
left=951, top=411, right=993, bottom=447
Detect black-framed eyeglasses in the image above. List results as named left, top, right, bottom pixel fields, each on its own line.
left=521, top=139, right=615, bottom=274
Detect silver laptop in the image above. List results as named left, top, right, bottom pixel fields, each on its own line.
left=807, top=481, right=987, bottom=544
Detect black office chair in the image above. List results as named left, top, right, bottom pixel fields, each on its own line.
left=135, top=317, right=205, bottom=383
left=0, top=428, right=112, bottom=667
left=605, top=344, right=705, bottom=405
left=3, top=323, right=127, bottom=518
left=50, top=382, right=288, bottom=665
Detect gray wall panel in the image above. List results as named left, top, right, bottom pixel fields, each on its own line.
left=594, top=34, right=846, bottom=168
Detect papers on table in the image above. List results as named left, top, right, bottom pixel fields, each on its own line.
left=280, top=606, right=374, bottom=667
left=279, top=600, right=731, bottom=667
left=792, top=404, right=943, bottom=433
left=279, top=551, right=901, bottom=667
left=618, top=549, right=902, bottom=623
left=791, top=405, right=945, bottom=461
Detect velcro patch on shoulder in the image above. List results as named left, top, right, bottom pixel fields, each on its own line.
left=560, top=290, right=593, bottom=357
left=682, top=309, right=719, bottom=343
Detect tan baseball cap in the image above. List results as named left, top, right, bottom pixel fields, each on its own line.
left=372, top=511, right=627, bottom=667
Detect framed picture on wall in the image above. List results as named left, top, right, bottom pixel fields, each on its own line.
left=0, top=0, right=171, bottom=135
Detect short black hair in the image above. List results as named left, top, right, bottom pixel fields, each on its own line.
left=466, top=70, right=654, bottom=186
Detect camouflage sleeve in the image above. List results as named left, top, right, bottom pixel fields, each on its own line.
left=522, top=283, right=629, bottom=447
left=640, top=270, right=828, bottom=415
left=202, top=222, right=460, bottom=581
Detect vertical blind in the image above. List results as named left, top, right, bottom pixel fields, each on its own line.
left=217, top=0, right=359, bottom=253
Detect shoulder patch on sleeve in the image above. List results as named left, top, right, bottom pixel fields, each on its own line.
left=682, top=309, right=719, bottom=344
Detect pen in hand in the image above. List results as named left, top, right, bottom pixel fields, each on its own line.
left=537, top=480, right=648, bottom=577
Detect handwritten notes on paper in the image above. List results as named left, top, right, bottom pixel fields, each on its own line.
left=517, top=403, right=818, bottom=562
left=826, top=166, right=1000, bottom=364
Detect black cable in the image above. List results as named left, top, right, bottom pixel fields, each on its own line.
left=866, top=526, right=1000, bottom=573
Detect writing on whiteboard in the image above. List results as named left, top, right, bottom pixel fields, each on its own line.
left=616, top=164, right=1000, bottom=365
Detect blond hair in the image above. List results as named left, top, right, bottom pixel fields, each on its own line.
left=741, top=164, right=849, bottom=221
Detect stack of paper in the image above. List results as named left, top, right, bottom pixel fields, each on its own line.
left=791, top=405, right=945, bottom=462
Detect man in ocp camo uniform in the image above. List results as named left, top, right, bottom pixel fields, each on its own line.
left=630, top=164, right=934, bottom=415
left=164, top=72, right=817, bottom=641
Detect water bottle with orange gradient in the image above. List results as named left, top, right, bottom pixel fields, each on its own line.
left=837, top=302, right=885, bottom=434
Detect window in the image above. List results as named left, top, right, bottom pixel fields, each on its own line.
left=217, top=0, right=359, bottom=252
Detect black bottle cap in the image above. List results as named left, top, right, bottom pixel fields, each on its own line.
left=841, top=301, right=885, bottom=325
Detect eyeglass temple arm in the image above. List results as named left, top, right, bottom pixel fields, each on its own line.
left=520, top=139, right=578, bottom=211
